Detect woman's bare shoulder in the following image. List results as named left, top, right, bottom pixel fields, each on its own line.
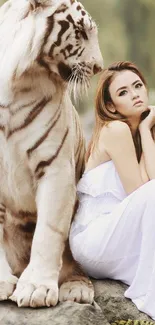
left=101, top=121, right=130, bottom=136
left=99, top=121, right=132, bottom=150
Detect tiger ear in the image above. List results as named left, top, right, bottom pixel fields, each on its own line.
left=29, top=0, right=41, bottom=9
left=29, top=0, right=48, bottom=10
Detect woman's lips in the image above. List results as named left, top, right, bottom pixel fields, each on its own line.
left=134, top=100, right=143, bottom=106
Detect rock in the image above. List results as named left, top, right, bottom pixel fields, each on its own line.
left=0, top=300, right=108, bottom=325
left=0, top=280, right=153, bottom=324
left=94, top=280, right=152, bottom=322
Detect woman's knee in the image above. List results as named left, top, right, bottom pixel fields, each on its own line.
left=138, top=181, right=155, bottom=227
left=137, top=180, right=155, bottom=202
left=142, top=179, right=155, bottom=190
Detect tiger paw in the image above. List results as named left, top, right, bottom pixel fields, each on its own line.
left=59, top=279, right=94, bottom=304
left=10, top=283, right=59, bottom=307
left=9, top=265, right=59, bottom=307
left=0, top=274, right=18, bottom=301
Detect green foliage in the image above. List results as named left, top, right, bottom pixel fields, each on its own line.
left=0, top=0, right=6, bottom=6
left=118, top=0, right=155, bottom=88
left=111, top=321, right=155, bottom=325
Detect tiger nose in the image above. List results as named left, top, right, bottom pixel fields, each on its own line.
left=93, top=64, right=103, bottom=75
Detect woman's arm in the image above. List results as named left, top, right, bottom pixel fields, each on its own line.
left=139, top=107, right=155, bottom=179
left=99, top=121, right=146, bottom=195
left=139, top=153, right=149, bottom=183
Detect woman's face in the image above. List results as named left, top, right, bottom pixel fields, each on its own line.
left=109, top=70, right=149, bottom=119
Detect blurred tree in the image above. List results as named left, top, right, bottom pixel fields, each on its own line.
left=119, top=0, right=155, bottom=88
left=83, top=0, right=128, bottom=64
left=80, top=0, right=129, bottom=113
left=0, top=0, right=6, bottom=6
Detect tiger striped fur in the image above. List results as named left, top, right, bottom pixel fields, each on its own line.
left=0, top=0, right=103, bottom=307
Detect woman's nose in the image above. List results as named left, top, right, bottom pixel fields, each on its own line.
left=131, top=90, right=139, bottom=99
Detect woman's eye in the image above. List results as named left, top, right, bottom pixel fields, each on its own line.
left=119, top=90, right=127, bottom=96
left=135, top=82, right=143, bottom=88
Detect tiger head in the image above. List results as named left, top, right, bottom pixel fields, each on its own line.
left=0, top=0, right=103, bottom=96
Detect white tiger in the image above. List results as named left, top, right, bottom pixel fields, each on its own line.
left=0, top=0, right=103, bottom=307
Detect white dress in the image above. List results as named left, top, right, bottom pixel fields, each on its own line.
left=69, top=160, right=155, bottom=320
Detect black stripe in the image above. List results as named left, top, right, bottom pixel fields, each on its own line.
left=49, top=20, right=70, bottom=56
left=55, top=4, right=68, bottom=14
left=67, top=47, right=80, bottom=58
left=77, top=48, right=85, bottom=57
left=18, top=222, right=36, bottom=233
left=66, top=14, right=80, bottom=41
left=60, top=44, right=73, bottom=59
left=66, top=14, right=75, bottom=25
left=27, top=104, right=62, bottom=157
left=77, top=18, right=84, bottom=29
left=0, top=126, right=4, bottom=132
left=77, top=5, right=82, bottom=11
left=81, top=11, right=86, bottom=16
left=12, top=99, right=37, bottom=116
left=37, top=171, right=45, bottom=179
left=37, top=15, right=54, bottom=70
left=16, top=210, right=37, bottom=219
left=0, top=208, right=5, bottom=213
left=8, top=97, right=52, bottom=137
left=35, top=128, right=69, bottom=175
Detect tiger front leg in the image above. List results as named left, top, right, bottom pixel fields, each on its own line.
left=0, top=225, right=18, bottom=300
left=59, top=241, right=94, bottom=304
left=10, top=167, right=76, bottom=308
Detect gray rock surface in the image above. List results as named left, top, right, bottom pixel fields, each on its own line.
left=94, top=280, right=152, bottom=322
left=0, top=280, right=152, bottom=325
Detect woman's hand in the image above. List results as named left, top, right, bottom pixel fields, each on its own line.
left=139, top=105, right=155, bottom=180
left=139, top=106, right=155, bottom=130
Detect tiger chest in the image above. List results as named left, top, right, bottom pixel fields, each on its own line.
left=0, top=130, right=35, bottom=211
left=0, top=95, right=74, bottom=211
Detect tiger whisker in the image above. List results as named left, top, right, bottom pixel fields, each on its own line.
left=67, top=63, right=91, bottom=102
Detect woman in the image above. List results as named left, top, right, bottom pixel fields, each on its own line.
left=69, top=61, right=155, bottom=319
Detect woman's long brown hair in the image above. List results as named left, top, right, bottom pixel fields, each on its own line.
left=85, top=61, right=147, bottom=163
